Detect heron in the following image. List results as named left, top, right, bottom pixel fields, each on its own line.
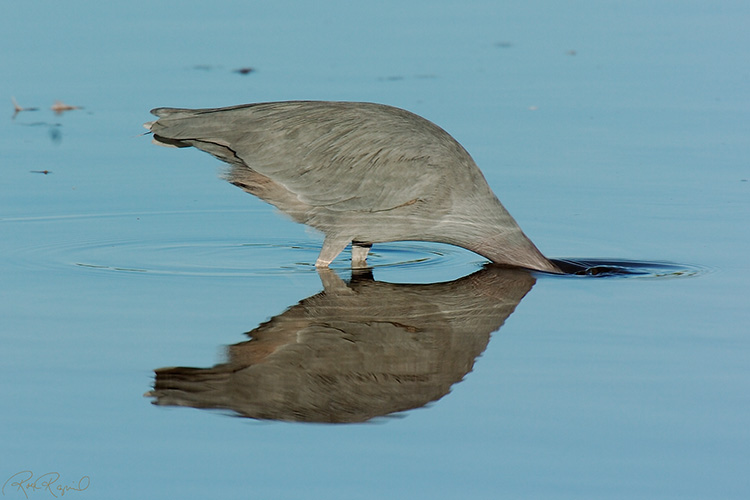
left=145, top=101, right=561, bottom=273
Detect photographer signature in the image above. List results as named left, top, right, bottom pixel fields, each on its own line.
left=2, top=471, right=89, bottom=498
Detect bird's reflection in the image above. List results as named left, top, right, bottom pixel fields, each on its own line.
left=148, top=266, right=536, bottom=423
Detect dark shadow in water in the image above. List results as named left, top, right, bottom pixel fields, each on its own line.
left=147, top=265, right=535, bottom=423
left=549, top=258, right=702, bottom=278
left=13, top=120, right=63, bottom=144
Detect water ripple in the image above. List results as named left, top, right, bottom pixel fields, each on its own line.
left=2, top=211, right=482, bottom=278
left=548, top=258, right=708, bottom=279
left=2, top=211, right=704, bottom=280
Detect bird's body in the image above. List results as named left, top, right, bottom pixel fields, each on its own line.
left=146, top=101, right=560, bottom=273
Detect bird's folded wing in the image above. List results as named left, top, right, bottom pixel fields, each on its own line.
left=147, top=102, right=468, bottom=212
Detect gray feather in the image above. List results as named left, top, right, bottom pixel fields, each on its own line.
left=146, top=101, right=559, bottom=272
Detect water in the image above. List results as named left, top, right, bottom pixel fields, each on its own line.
left=2, top=1, right=749, bottom=498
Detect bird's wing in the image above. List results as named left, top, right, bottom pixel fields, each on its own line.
left=147, top=101, right=473, bottom=212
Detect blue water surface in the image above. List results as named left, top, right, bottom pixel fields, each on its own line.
left=1, top=1, right=749, bottom=499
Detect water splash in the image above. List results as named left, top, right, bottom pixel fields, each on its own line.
left=548, top=258, right=706, bottom=279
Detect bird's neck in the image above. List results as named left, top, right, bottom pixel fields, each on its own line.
left=469, top=232, right=560, bottom=273
left=439, top=195, right=560, bottom=273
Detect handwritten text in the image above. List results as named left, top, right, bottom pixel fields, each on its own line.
left=2, top=471, right=89, bottom=498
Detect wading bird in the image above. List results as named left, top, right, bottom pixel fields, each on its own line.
left=145, top=101, right=560, bottom=273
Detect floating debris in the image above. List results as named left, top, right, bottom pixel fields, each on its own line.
left=233, top=67, right=255, bottom=75
left=51, top=100, right=83, bottom=115
left=11, top=97, right=39, bottom=119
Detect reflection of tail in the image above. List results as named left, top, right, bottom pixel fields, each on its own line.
left=147, top=365, right=234, bottom=409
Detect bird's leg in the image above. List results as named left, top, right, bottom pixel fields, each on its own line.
left=316, top=267, right=355, bottom=294
left=315, top=236, right=350, bottom=268
left=351, top=241, right=372, bottom=269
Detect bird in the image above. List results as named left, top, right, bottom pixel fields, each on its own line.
left=145, top=101, right=561, bottom=273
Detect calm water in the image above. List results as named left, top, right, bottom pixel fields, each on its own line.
left=2, top=1, right=749, bottom=498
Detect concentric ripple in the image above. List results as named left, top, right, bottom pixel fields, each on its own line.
left=2, top=211, right=705, bottom=280
left=69, top=240, right=480, bottom=277
left=2, top=211, right=482, bottom=278
left=548, top=258, right=707, bottom=279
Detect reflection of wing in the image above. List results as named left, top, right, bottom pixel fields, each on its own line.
left=148, top=101, right=474, bottom=212
left=148, top=267, right=536, bottom=423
